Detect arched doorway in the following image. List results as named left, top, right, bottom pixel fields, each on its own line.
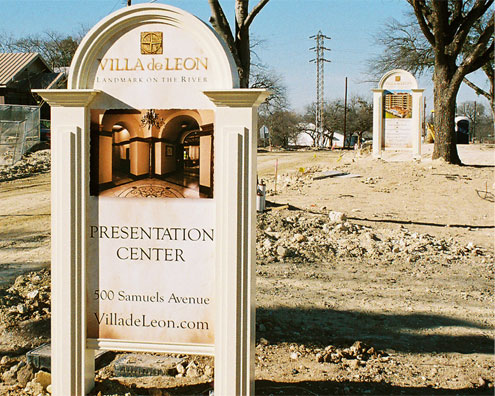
left=182, top=130, right=200, bottom=178
left=112, top=125, right=131, bottom=185
left=156, top=115, right=200, bottom=188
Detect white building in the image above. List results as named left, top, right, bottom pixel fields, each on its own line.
left=290, top=122, right=347, bottom=148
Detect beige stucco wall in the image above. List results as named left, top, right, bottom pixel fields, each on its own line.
left=199, top=135, right=212, bottom=188
left=130, top=141, right=149, bottom=176
left=99, top=135, right=112, bottom=184
left=155, top=142, right=176, bottom=175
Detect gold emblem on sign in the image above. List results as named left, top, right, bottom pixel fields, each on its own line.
left=395, top=76, right=401, bottom=82
left=141, top=32, right=163, bottom=55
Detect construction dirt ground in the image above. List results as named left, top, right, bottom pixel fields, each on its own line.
left=0, top=143, right=493, bottom=395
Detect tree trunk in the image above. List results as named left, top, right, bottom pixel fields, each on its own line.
left=432, top=64, right=462, bottom=164
left=234, top=0, right=250, bottom=88
left=236, top=25, right=250, bottom=88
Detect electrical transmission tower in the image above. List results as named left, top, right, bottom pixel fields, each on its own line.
left=309, top=31, right=331, bottom=142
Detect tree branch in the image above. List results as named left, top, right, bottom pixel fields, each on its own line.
left=465, top=40, right=494, bottom=75
left=454, top=40, right=494, bottom=93
left=450, top=0, right=464, bottom=28
left=244, top=0, right=270, bottom=28
left=451, top=0, right=494, bottom=56
left=432, top=0, right=450, bottom=48
left=459, top=16, right=494, bottom=74
left=463, top=76, right=491, bottom=101
left=410, top=0, right=436, bottom=46
left=208, top=0, right=241, bottom=67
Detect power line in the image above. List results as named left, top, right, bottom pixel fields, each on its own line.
left=309, top=31, right=331, bottom=137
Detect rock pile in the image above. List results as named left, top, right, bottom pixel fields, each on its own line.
left=0, top=150, right=50, bottom=182
left=0, top=269, right=51, bottom=327
left=257, top=209, right=489, bottom=266
left=315, top=341, right=386, bottom=366
left=0, top=270, right=51, bottom=395
left=268, top=166, right=323, bottom=195
left=255, top=339, right=389, bottom=374
left=0, top=355, right=52, bottom=395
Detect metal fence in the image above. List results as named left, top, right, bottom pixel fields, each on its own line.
left=0, top=105, right=40, bottom=166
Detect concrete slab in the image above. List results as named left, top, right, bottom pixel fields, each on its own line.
left=113, top=354, right=184, bottom=377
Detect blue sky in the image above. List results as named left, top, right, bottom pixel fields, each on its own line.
left=0, top=0, right=489, bottom=112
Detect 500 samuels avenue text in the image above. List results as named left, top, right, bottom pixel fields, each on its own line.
left=94, top=289, right=210, bottom=305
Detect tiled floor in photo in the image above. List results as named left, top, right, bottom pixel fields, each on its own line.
left=99, top=178, right=205, bottom=198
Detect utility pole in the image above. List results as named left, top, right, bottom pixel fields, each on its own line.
left=127, top=0, right=131, bottom=6
left=343, top=77, right=348, bottom=148
left=309, top=31, right=331, bottom=146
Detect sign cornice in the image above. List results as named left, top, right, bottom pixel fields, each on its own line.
left=32, top=89, right=101, bottom=107
left=203, top=89, right=270, bottom=108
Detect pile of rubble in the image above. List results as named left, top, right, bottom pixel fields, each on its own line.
left=257, top=339, right=387, bottom=368
left=315, top=341, right=385, bottom=366
left=1, top=358, right=51, bottom=396
left=0, top=269, right=51, bottom=328
left=0, top=270, right=51, bottom=395
left=257, top=209, right=489, bottom=266
left=0, top=150, right=50, bottom=182
left=267, top=167, right=323, bottom=195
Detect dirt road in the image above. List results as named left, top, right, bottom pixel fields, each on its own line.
left=0, top=173, right=50, bottom=288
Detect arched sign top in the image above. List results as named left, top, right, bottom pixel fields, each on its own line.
left=69, top=3, right=239, bottom=109
left=378, top=69, right=418, bottom=91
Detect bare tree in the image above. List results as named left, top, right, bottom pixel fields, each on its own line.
left=462, top=16, right=494, bottom=118
left=262, top=110, right=300, bottom=147
left=301, top=103, right=324, bottom=147
left=369, top=17, right=433, bottom=76
left=321, top=100, right=345, bottom=147
left=347, top=98, right=373, bottom=148
left=302, top=100, right=346, bottom=147
left=457, top=100, right=494, bottom=141
left=369, top=12, right=494, bottom=119
left=255, top=68, right=292, bottom=146
left=1, top=30, right=86, bottom=69
left=304, top=97, right=373, bottom=149
left=405, top=0, right=493, bottom=164
left=208, top=0, right=270, bottom=88
left=252, top=67, right=288, bottom=114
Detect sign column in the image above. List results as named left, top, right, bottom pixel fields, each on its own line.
left=34, top=89, right=100, bottom=396
left=412, top=89, right=425, bottom=160
left=372, top=88, right=384, bottom=158
left=204, top=89, right=269, bottom=396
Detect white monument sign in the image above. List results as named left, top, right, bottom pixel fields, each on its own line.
left=372, top=69, right=424, bottom=160
left=34, top=3, right=268, bottom=395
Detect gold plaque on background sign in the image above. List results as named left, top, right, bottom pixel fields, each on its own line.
left=395, top=76, right=401, bottom=82
left=141, top=32, right=163, bottom=55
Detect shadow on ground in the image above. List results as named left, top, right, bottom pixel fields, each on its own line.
left=256, top=307, right=494, bottom=355
left=0, top=261, right=50, bottom=288
left=91, top=379, right=493, bottom=395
